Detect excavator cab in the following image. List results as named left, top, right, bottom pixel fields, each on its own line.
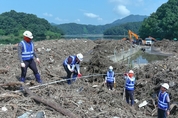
left=137, top=38, right=143, bottom=45
left=122, top=30, right=144, bottom=45
left=128, top=30, right=140, bottom=44
left=128, top=30, right=139, bottom=40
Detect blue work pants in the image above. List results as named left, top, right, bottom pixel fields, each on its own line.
left=125, top=90, right=134, bottom=106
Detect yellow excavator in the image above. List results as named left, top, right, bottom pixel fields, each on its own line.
left=128, top=30, right=139, bottom=41
left=122, top=30, right=142, bottom=45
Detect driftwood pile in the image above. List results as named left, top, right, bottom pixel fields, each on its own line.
left=0, top=39, right=177, bottom=118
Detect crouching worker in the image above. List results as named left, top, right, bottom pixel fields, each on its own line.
left=105, top=66, right=115, bottom=90
left=124, top=70, right=135, bottom=106
left=63, top=53, right=83, bottom=84
left=18, top=30, right=42, bottom=83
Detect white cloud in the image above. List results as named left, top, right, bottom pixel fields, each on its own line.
left=55, top=17, right=62, bottom=21
left=84, top=12, right=103, bottom=21
left=108, top=0, right=168, bottom=19
left=113, top=5, right=130, bottom=16
left=109, top=0, right=131, bottom=17
left=97, top=17, right=103, bottom=21
left=55, top=17, right=68, bottom=22
left=55, top=17, right=80, bottom=24
left=109, top=0, right=144, bottom=7
left=84, top=13, right=99, bottom=18
left=43, top=12, right=53, bottom=17
left=75, top=19, right=81, bottom=22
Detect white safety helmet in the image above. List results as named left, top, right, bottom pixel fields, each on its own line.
left=109, top=66, right=113, bottom=70
left=77, top=53, right=83, bottom=61
left=23, top=30, right=33, bottom=39
left=129, top=70, right=134, bottom=74
left=161, top=83, right=169, bottom=90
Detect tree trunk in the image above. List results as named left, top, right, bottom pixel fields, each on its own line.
left=22, top=85, right=80, bottom=118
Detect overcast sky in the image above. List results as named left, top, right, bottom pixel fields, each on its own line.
left=0, top=0, right=168, bottom=25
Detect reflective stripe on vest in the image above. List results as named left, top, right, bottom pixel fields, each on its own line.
left=63, top=56, right=76, bottom=66
left=106, top=71, right=114, bottom=82
left=125, top=77, right=135, bottom=90
left=158, top=91, right=168, bottom=110
left=21, top=41, right=34, bottom=60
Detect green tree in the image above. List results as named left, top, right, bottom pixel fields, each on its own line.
left=139, top=0, right=178, bottom=39
left=0, top=10, right=64, bottom=43
left=103, top=22, right=142, bottom=35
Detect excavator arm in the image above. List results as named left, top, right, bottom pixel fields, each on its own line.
left=122, top=30, right=141, bottom=44
left=128, top=30, right=139, bottom=40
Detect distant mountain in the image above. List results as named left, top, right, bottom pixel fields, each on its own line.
left=56, top=14, right=148, bottom=35
left=50, top=23, right=58, bottom=26
left=111, top=14, right=148, bottom=25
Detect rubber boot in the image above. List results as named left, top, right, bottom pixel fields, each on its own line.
left=35, top=74, right=42, bottom=83
left=67, top=79, right=71, bottom=84
left=20, top=78, right=25, bottom=82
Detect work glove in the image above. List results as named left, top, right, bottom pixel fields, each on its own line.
left=21, top=63, right=25, bottom=67
left=36, top=58, right=40, bottom=63
left=77, top=73, right=82, bottom=78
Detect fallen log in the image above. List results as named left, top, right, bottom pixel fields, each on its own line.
left=45, top=70, right=56, bottom=77
left=11, top=104, right=18, bottom=118
left=45, top=67, right=56, bottom=77
left=151, top=108, right=157, bottom=116
left=170, top=103, right=178, bottom=112
left=0, top=82, right=22, bottom=86
left=22, top=84, right=80, bottom=118
left=0, top=93, right=20, bottom=98
left=0, top=68, right=8, bottom=74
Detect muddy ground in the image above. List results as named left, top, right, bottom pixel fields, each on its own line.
left=0, top=39, right=178, bottom=118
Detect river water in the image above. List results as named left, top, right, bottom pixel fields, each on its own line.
left=131, top=46, right=172, bottom=67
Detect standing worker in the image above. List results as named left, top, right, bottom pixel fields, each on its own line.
left=63, top=53, right=83, bottom=84
left=124, top=70, right=135, bottom=106
left=157, top=83, right=170, bottom=118
left=105, top=66, right=115, bottom=90
left=18, top=30, right=42, bottom=83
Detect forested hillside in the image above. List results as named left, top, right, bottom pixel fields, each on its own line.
left=0, top=10, right=64, bottom=44
left=56, top=23, right=108, bottom=35
left=139, top=0, right=178, bottom=39
left=103, top=22, right=142, bottom=35
left=0, top=10, right=148, bottom=44
left=111, top=14, right=147, bottom=24
left=56, top=15, right=148, bottom=35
